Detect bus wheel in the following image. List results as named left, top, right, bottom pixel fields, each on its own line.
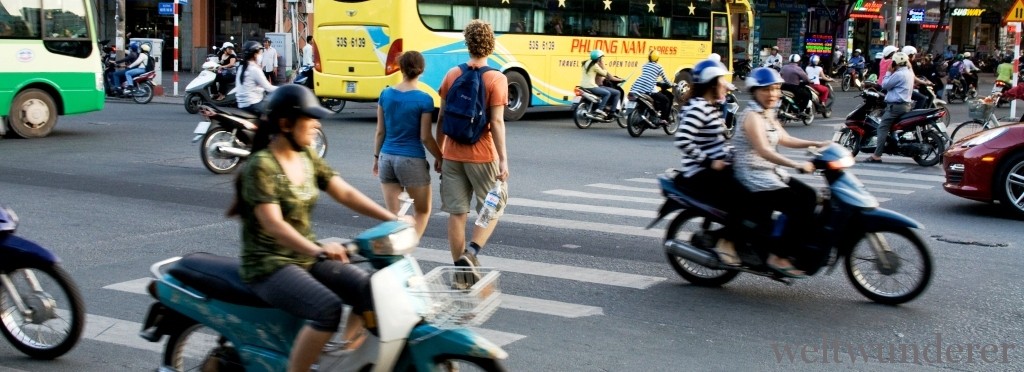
left=7, top=89, right=58, bottom=138
left=504, top=71, right=529, bottom=121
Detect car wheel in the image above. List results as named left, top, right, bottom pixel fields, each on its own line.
left=997, top=152, right=1024, bottom=218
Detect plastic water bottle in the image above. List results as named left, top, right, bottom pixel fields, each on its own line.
left=475, top=180, right=503, bottom=228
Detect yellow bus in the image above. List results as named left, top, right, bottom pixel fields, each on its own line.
left=312, top=0, right=750, bottom=120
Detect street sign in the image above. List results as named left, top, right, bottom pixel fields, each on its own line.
left=158, top=2, right=173, bottom=16
left=1005, top=0, right=1024, bottom=23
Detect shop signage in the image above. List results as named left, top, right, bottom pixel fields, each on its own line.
left=158, top=2, right=174, bottom=16
left=850, top=12, right=884, bottom=20
left=907, top=8, right=925, bottom=23
left=920, top=23, right=949, bottom=30
left=853, top=0, right=883, bottom=13
left=804, top=34, right=833, bottom=56
left=950, top=8, right=985, bottom=17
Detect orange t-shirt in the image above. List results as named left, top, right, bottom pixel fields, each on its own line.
left=438, top=62, right=508, bottom=163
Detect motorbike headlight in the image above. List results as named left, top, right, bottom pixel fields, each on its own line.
left=829, top=156, right=856, bottom=169
left=725, top=102, right=739, bottom=114
left=960, top=127, right=1008, bottom=148
left=370, top=226, right=419, bottom=256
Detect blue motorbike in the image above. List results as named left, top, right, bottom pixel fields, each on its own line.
left=139, top=210, right=507, bottom=371
left=648, top=145, right=933, bottom=305
left=0, top=205, right=85, bottom=359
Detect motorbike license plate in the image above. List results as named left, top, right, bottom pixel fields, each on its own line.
left=572, top=96, right=581, bottom=104
left=625, top=101, right=636, bottom=110
left=193, top=121, right=211, bottom=135
left=831, top=131, right=842, bottom=142
left=346, top=81, right=356, bottom=94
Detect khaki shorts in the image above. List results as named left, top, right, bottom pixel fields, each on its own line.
left=440, top=160, right=508, bottom=216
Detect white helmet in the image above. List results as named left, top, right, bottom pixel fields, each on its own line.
left=810, top=55, right=820, bottom=65
left=892, top=52, right=909, bottom=66
left=789, top=54, right=801, bottom=63
left=882, top=45, right=899, bottom=58
left=708, top=53, right=721, bottom=63
left=901, top=46, right=918, bottom=55
left=854, top=48, right=862, bottom=54
left=963, top=51, right=972, bottom=58
left=834, top=51, right=843, bottom=58
left=221, top=42, right=235, bottom=49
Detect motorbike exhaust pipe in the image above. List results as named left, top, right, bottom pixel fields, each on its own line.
left=664, top=239, right=721, bottom=268
left=218, top=146, right=251, bottom=158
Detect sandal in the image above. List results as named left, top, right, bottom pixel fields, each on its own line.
left=713, top=239, right=741, bottom=267
left=323, top=329, right=368, bottom=354
left=767, top=264, right=807, bottom=279
left=864, top=157, right=883, bottom=163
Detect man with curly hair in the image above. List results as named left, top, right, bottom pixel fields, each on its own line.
left=435, top=20, right=510, bottom=286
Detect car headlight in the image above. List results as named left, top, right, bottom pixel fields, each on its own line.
left=960, top=127, right=1008, bottom=148
left=370, top=226, right=419, bottom=256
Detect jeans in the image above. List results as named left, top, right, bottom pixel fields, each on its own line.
left=123, top=68, right=145, bottom=87
left=587, top=86, right=613, bottom=112
left=874, top=103, right=912, bottom=157
left=912, top=90, right=928, bottom=109
left=248, top=261, right=370, bottom=332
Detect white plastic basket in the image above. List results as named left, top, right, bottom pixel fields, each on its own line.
left=409, top=266, right=501, bottom=328
left=967, top=99, right=994, bottom=121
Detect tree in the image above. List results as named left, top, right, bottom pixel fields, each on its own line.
left=925, top=0, right=954, bottom=54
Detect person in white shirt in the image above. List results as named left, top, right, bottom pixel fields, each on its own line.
left=302, top=35, right=314, bottom=67
left=236, top=41, right=278, bottom=114
left=804, top=55, right=831, bottom=105
left=762, top=46, right=783, bottom=70
left=260, top=37, right=279, bottom=84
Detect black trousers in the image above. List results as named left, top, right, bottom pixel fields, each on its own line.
left=652, top=91, right=672, bottom=121
left=744, top=178, right=818, bottom=259
left=782, top=84, right=810, bottom=110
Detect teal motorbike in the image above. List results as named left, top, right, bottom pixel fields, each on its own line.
left=138, top=206, right=506, bottom=371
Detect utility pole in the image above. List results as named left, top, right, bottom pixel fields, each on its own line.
left=116, top=0, right=126, bottom=59
left=887, top=0, right=898, bottom=46
left=898, top=0, right=908, bottom=46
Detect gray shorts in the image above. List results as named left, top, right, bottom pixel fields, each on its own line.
left=440, top=160, right=508, bottom=216
left=378, top=153, right=431, bottom=187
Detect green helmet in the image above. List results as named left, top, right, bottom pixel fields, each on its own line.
left=955, top=54, right=964, bottom=61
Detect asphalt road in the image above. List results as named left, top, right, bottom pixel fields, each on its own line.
left=0, top=82, right=1022, bottom=371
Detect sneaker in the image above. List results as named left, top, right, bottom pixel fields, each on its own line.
left=453, top=254, right=481, bottom=289
left=593, top=109, right=607, bottom=117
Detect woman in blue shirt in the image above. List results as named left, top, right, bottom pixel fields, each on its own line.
left=373, top=51, right=442, bottom=237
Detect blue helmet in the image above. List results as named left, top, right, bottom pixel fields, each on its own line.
left=590, top=49, right=605, bottom=61
left=745, top=67, right=784, bottom=88
left=692, top=59, right=730, bottom=84
left=129, top=42, right=139, bottom=52
left=810, top=55, right=820, bottom=65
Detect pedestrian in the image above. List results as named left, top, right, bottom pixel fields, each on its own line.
left=302, top=35, right=314, bottom=67
left=261, top=37, right=279, bottom=85
left=373, top=51, right=442, bottom=238
left=435, top=19, right=509, bottom=286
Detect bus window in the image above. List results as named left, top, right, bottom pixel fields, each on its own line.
left=1, top=0, right=42, bottom=39
left=417, top=0, right=477, bottom=31
left=628, top=0, right=670, bottom=39
left=671, top=0, right=710, bottom=40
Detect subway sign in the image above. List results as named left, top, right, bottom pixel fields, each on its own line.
left=950, top=8, right=985, bottom=17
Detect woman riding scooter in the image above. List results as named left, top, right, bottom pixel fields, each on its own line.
left=235, top=41, right=277, bottom=114
left=579, top=49, right=625, bottom=118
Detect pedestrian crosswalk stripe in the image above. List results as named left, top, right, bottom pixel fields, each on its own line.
left=470, top=327, right=527, bottom=347
left=844, top=178, right=934, bottom=189
left=486, top=213, right=664, bottom=238
left=788, top=175, right=914, bottom=194
left=510, top=198, right=654, bottom=218
left=844, top=168, right=946, bottom=182
left=626, top=178, right=658, bottom=184
left=543, top=189, right=664, bottom=204
left=587, top=183, right=660, bottom=193
left=502, top=294, right=604, bottom=318
left=102, top=277, right=151, bottom=295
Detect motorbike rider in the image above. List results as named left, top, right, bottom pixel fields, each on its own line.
left=867, top=52, right=914, bottom=163
left=733, top=67, right=832, bottom=278
left=947, top=54, right=966, bottom=97
left=114, top=44, right=151, bottom=95
left=877, top=45, right=899, bottom=84
left=111, top=42, right=140, bottom=93
left=780, top=54, right=812, bottom=112
left=994, top=55, right=1013, bottom=94
left=235, top=41, right=278, bottom=114
left=848, top=49, right=866, bottom=87
left=628, top=49, right=673, bottom=124
left=804, top=55, right=831, bottom=105
left=762, top=46, right=783, bottom=71
left=579, top=49, right=625, bottom=118
left=227, top=84, right=411, bottom=372
left=919, top=54, right=946, bottom=101
left=831, top=51, right=846, bottom=77
left=959, top=51, right=980, bottom=93
left=673, top=59, right=745, bottom=266
left=902, top=46, right=934, bottom=110
left=212, top=42, right=238, bottom=101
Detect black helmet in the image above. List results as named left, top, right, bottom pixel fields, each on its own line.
left=266, top=85, right=333, bottom=119
left=241, top=40, right=263, bottom=60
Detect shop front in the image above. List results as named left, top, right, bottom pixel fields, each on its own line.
left=751, top=0, right=807, bottom=64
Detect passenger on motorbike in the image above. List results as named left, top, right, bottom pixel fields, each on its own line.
left=227, top=84, right=410, bottom=372
left=213, top=42, right=238, bottom=101
left=804, top=55, right=831, bottom=104
left=867, top=52, right=914, bottom=163
left=780, top=54, right=811, bottom=111
left=579, top=49, right=625, bottom=118
left=673, top=59, right=745, bottom=266
left=947, top=54, right=966, bottom=95
left=235, top=41, right=278, bottom=114
left=628, top=49, right=673, bottom=124
left=960, top=51, right=980, bottom=92
left=111, top=42, right=143, bottom=93
left=902, top=46, right=933, bottom=110
left=733, top=67, right=832, bottom=278
left=762, top=46, right=783, bottom=71
left=877, top=45, right=899, bottom=83
left=919, top=54, right=945, bottom=101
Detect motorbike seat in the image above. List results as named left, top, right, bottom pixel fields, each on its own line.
left=167, top=252, right=272, bottom=308
left=658, top=175, right=730, bottom=220
left=135, top=71, right=156, bottom=80
left=898, top=108, right=940, bottom=121
left=221, top=107, right=260, bottom=120
left=781, top=90, right=795, bottom=98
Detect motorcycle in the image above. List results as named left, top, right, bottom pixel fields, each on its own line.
left=294, top=65, right=347, bottom=114
left=778, top=83, right=832, bottom=125
left=915, top=84, right=951, bottom=130
left=946, top=75, right=977, bottom=103
left=625, top=81, right=681, bottom=137
left=648, top=145, right=933, bottom=305
left=832, top=88, right=949, bottom=166
left=192, top=104, right=328, bottom=174
left=572, top=79, right=628, bottom=129
left=107, top=71, right=157, bottom=104
left=184, top=58, right=238, bottom=114
left=0, top=205, right=85, bottom=359
left=732, top=59, right=751, bottom=80
left=993, top=80, right=1012, bottom=108
left=138, top=199, right=508, bottom=371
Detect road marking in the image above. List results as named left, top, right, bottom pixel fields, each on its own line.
left=626, top=178, right=658, bottom=184
left=509, top=198, right=654, bottom=218
left=0, top=367, right=30, bottom=372
left=470, top=328, right=527, bottom=347
left=501, top=294, right=604, bottom=318
left=496, top=213, right=664, bottom=237
left=847, top=168, right=946, bottom=182
left=76, top=311, right=163, bottom=353
left=587, top=183, right=660, bottom=193
left=102, top=277, right=151, bottom=295
left=543, top=189, right=663, bottom=204
left=788, top=175, right=914, bottom=195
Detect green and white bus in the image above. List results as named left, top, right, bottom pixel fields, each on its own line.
left=1, top=0, right=104, bottom=138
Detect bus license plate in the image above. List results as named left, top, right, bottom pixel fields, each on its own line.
left=831, top=131, right=842, bottom=142
left=346, top=81, right=356, bottom=94
left=193, top=121, right=211, bottom=135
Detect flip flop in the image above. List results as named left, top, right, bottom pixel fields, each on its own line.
left=768, top=264, right=807, bottom=279
left=714, top=250, right=741, bottom=267
left=863, top=157, right=883, bottom=163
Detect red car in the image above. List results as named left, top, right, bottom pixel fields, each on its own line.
left=942, top=123, right=1024, bottom=217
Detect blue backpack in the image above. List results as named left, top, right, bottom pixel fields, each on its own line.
left=948, top=61, right=963, bottom=79
left=442, top=63, right=494, bottom=145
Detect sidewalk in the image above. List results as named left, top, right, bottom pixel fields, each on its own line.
left=150, top=69, right=201, bottom=105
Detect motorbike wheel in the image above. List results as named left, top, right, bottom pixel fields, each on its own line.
left=615, top=112, right=626, bottom=128
left=313, top=128, right=329, bottom=158
left=821, top=106, right=832, bottom=118
left=663, top=107, right=680, bottom=135
left=163, top=323, right=243, bottom=372
left=320, top=97, right=346, bottom=113
left=842, top=76, right=851, bottom=92
left=626, top=109, right=647, bottom=137
left=434, top=355, right=508, bottom=371
left=912, top=131, right=945, bottom=167
left=0, top=263, right=85, bottom=360
left=950, top=119, right=986, bottom=143
left=184, top=93, right=203, bottom=115
left=200, top=126, right=243, bottom=174
left=802, top=104, right=816, bottom=125
left=664, top=211, right=740, bottom=287
left=573, top=103, right=594, bottom=129
left=844, top=227, right=932, bottom=305
left=133, top=82, right=154, bottom=104
left=836, top=129, right=861, bottom=156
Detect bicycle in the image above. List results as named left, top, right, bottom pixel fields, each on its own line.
left=950, top=94, right=1004, bottom=143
